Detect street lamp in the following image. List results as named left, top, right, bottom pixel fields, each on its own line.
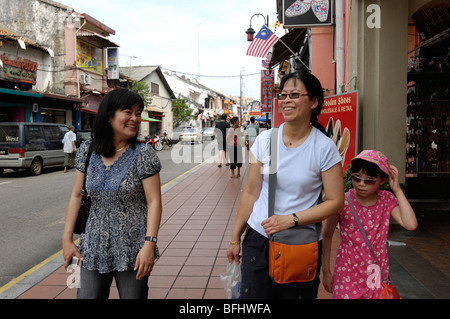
left=246, top=13, right=269, bottom=41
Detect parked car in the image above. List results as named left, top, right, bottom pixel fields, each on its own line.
left=75, top=129, right=91, bottom=148
left=202, top=127, right=216, bottom=140
left=179, top=127, right=203, bottom=144
left=172, top=126, right=186, bottom=142
left=0, top=122, right=70, bottom=175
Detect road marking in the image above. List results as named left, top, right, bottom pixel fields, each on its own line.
left=0, top=181, right=12, bottom=186
left=0, top=160, right=211, bottom=296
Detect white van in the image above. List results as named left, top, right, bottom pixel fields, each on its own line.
left=0, top=122, right=70, bottom=175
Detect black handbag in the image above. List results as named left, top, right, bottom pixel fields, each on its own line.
left=74, top=145, right=93, bottom=235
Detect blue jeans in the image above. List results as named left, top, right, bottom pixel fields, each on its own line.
left=77, top=266, right=149, bottom=299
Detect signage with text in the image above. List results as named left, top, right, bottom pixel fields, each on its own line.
left=318, top=91, right=359, bottom=171
left=0, top=54, right=38, bottom=85
left=261, top=70, right=274, bottom=113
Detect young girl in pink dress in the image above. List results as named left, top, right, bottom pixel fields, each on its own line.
left=322, top=150, right=418, bottom=299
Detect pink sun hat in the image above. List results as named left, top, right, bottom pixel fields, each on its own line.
left=351, top=150, right=390, bottom=176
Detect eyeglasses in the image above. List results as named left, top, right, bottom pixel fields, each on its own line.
left=277, top=92, right=309, bottom=100
left=351, top=174, right=378, bottom=185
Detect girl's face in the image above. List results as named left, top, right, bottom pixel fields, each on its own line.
left=109, top=103, right=142, bottom=142
left=351, top=170, right=385, bottom=198
left=279, top=78, right=318, bottom=124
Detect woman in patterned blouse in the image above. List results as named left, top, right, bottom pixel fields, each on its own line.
left=62, top=88, right=162, bottom=299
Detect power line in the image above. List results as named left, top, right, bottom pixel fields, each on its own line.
left=160, top=67, right=260, bottom=79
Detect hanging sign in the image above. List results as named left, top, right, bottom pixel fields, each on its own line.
left=282, top=0, right=334, bottom=28
left=261, top=70, right=275, bottom=113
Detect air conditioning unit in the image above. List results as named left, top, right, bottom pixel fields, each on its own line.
left=79, top=74, right=92, bottom=85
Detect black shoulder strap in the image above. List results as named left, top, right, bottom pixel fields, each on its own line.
left=82, top=144, right=93, bottom=198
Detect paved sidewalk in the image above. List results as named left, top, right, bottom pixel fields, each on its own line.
left=1, top=159, right=448, bottom=299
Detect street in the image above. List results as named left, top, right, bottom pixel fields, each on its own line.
left=0, top=140, right=218, bottom=288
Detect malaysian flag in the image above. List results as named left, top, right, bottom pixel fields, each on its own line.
left=246, top=25, right=279, bottom=58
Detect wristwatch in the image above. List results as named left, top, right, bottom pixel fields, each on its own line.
left=292, top=213, right=299, bottom=226
left=145, top=236, right=158, bottom=243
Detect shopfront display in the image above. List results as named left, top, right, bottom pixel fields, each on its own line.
left=405, top=4, right=449, bottom=199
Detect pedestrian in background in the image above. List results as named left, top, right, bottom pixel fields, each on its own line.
left=215, top=113, right=230, bottom=167
left=245, top=116, right=259, bottom=150
left=322, top=150, right=418, bottom=299
left=62, top=125, right=76, bottom=173
left=227, top=71, right=344, bottom=298
left=62, top=88, right=162, bottom=299
left=226, top=116, right=244, bottom=178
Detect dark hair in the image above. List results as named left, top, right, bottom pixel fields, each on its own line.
left=220, top=114, right=228, bottom=120
left=351, top=159, right=388, bottom=178
left=230, top=116, right=239, bottom=125
left=279, top=71, right=327, bottom=135
left=250, top=116, right=256, bottom=123
left=92, top=88, right=144, bottom=157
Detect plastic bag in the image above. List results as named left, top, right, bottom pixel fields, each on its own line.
left=220, top=262, right=241, bottom=299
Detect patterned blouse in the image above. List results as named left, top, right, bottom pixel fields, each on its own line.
left=75, top=140, right=162, bottom=274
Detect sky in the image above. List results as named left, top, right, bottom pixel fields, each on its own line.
left=59, top=0, right=287, bottom=101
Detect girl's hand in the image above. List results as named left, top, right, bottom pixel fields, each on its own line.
left=388, top=165, right=401, bottom=194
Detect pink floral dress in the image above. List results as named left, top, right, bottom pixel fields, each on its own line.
left=332, top=189, right=398, bottom=299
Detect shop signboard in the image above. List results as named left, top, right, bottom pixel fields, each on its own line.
left=0, top=54, right=38, bottom=85
left=318, top=91, right=359, bottom=171
left=282, top=0, right=333, bottom=28
left=76, top=39, right=103, bottom=73
left=106, top=47, right=119, bottom=79
left=261, top=70, right=275, bottom=113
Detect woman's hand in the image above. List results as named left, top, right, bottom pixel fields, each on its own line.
left=261, top=214, right=293, bottom=236
left=62, top=239, right=83, bottom=269
left=322, top=270, right=334, bottom=293
left=134, top=242, right=155, bottom=280
left=227, top=243, right=241, bottom=265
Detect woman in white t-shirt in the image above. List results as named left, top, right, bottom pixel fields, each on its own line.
left=227, top=71, right=345, bottom=299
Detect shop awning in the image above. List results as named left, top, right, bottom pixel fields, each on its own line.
left=81, top=108, right=98, bottom=114
left=0, top=88, right=43, bottom=98
left=142, top=116, right=161, bottom=122
left=147, top=106, right=168, bottom=113
left=269, top=28, right=307, bottom=69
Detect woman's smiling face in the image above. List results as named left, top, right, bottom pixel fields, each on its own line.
left=279, top=78, right=318, bottom=123
left=109, top=103, right=142, bottom=141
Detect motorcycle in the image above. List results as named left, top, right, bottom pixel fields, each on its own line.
left=161, top=131, right=173, bottom=148
left=145, top=135, right=163, bottom=151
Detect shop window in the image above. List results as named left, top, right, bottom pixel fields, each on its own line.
left=41, top=110, right=66, bottom=124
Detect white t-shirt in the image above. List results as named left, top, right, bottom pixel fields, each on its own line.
left=62, top=130, right=76, bottom=153
left=247, top=123, right=342, bottom=237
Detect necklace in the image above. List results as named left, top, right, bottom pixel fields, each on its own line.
left=115, top=144, right=128, bottom=152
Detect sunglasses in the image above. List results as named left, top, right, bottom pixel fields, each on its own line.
left=351, top=174, right=378, bottom=185
left=277, top=92, right=309, bottom=100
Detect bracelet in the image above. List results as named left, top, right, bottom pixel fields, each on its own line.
left=229, top=241, right=241, bottom=245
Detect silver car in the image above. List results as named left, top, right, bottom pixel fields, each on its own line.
left=179, top=127, right=202, bottom=144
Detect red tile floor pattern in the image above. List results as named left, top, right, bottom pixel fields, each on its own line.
left=17, top=162, right=340, bottom=299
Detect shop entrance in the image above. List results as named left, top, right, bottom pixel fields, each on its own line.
left=406, top=3, right=449, bottom=200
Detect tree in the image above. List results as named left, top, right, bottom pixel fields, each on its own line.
left=172, top=98, right=194, bottom=126
left=130, top=80, right=152, bottom=106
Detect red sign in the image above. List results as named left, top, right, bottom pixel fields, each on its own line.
left=261, top=70, right=274, bottom=113
left=0, top=54, right=38, bottom=85
left=318, top=91, right=359, bottom=172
